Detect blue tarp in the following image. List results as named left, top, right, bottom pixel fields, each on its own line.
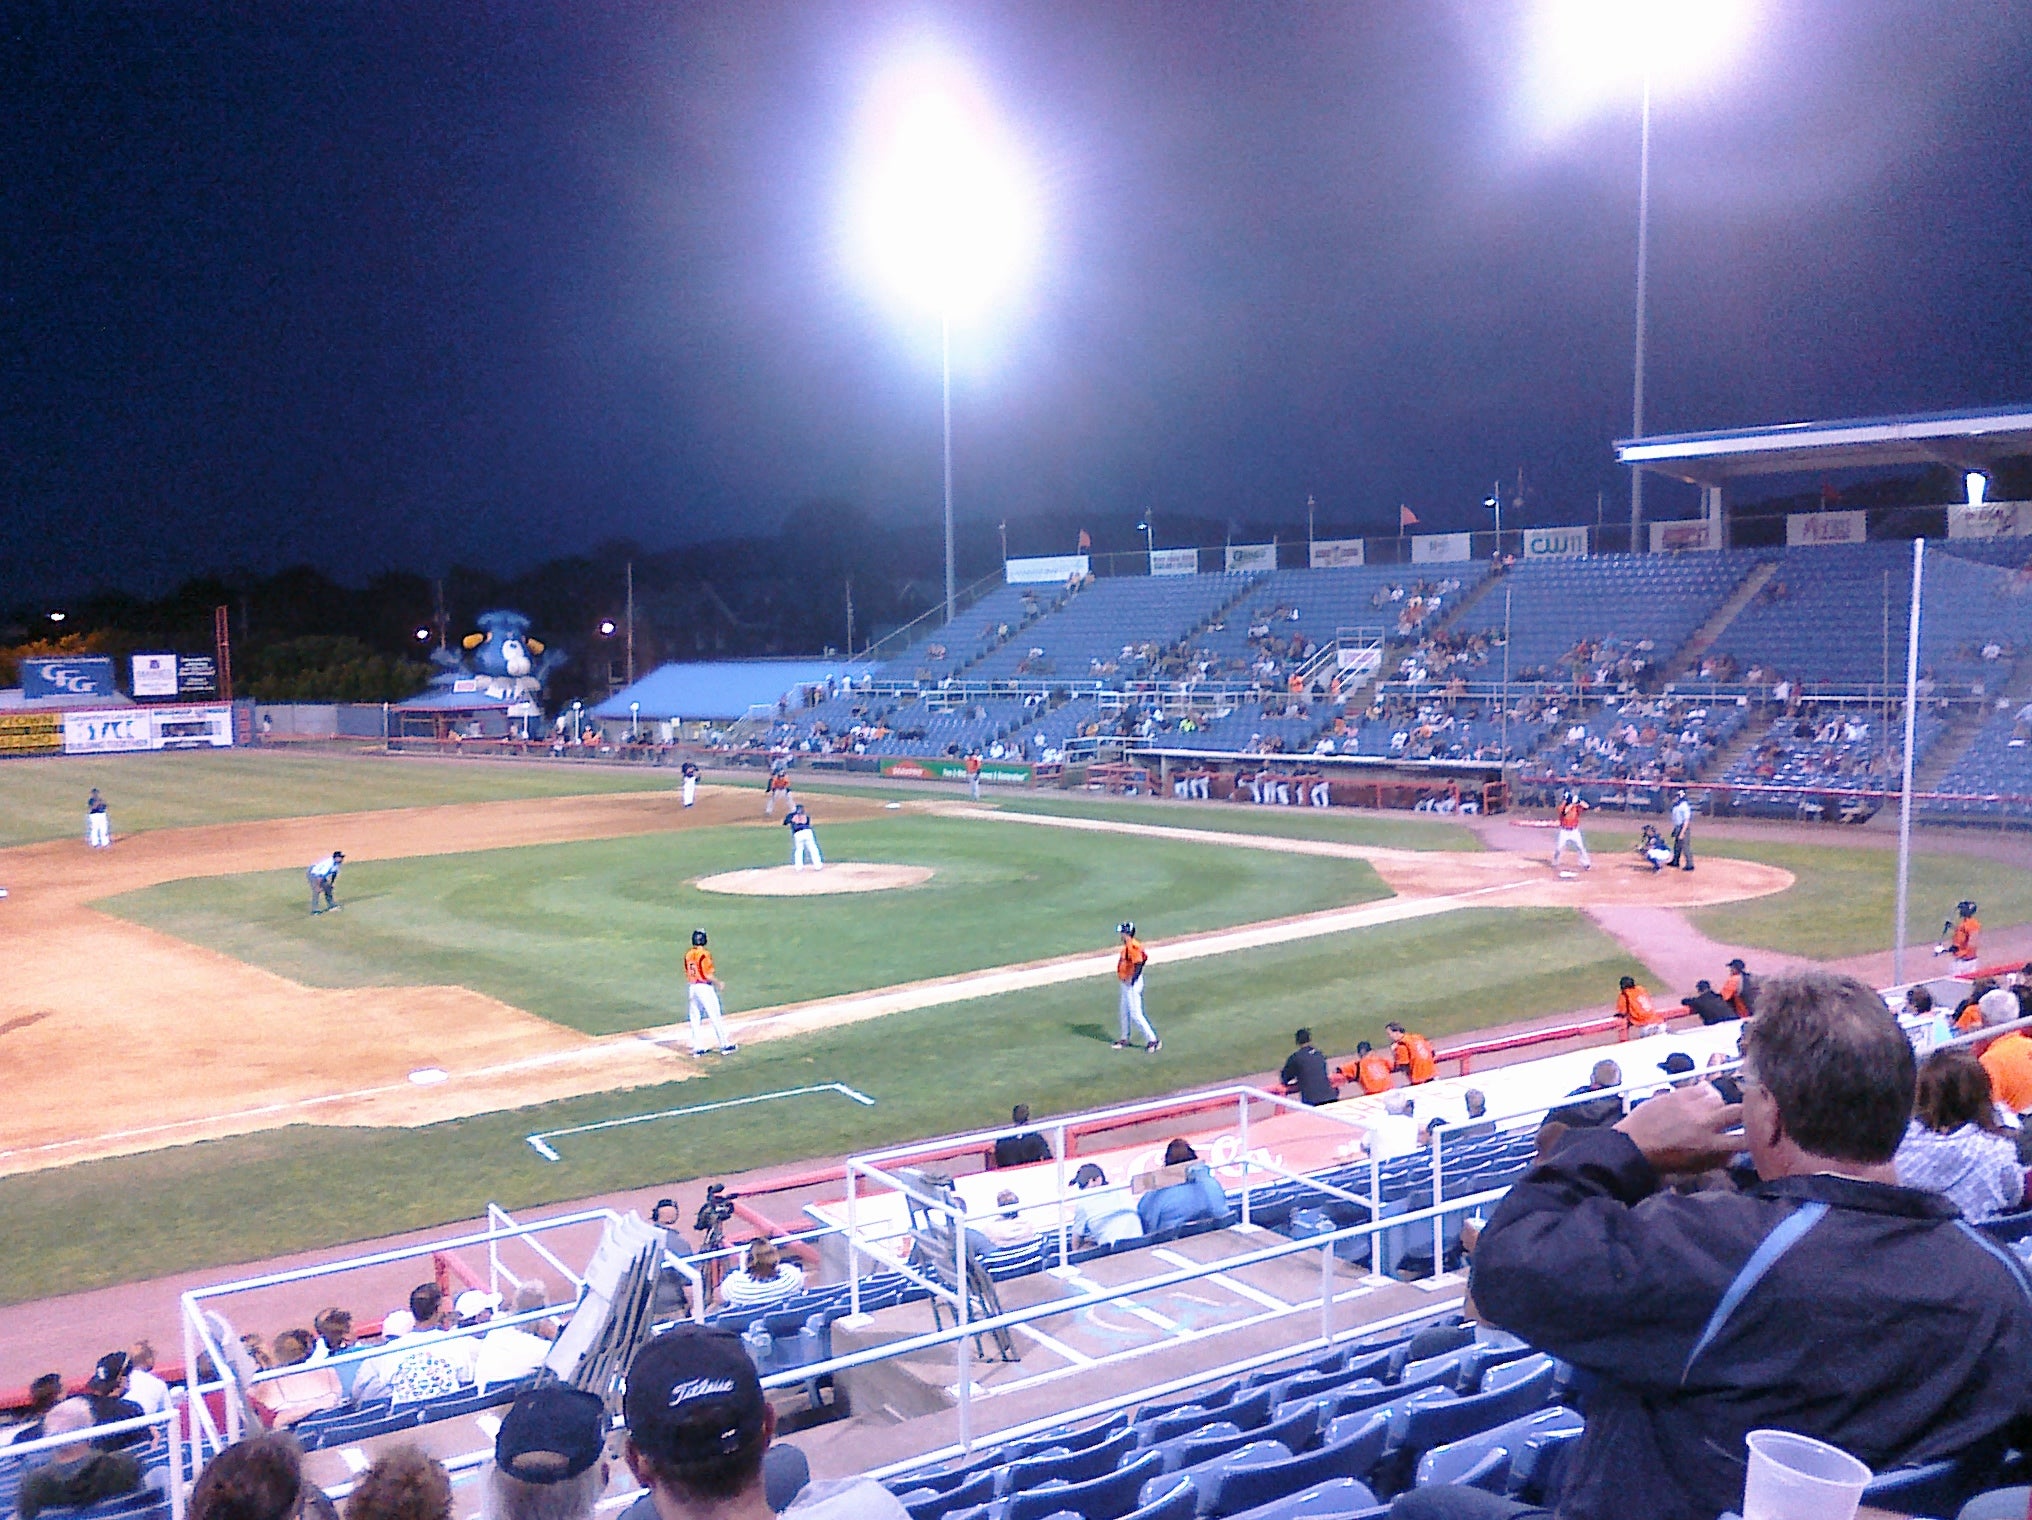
left=591, top=659, right=875, bottom=722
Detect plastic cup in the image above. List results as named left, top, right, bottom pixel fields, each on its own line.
left=1741, top=1429, right=1872, bottom=1520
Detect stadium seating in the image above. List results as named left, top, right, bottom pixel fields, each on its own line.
left=877, top=584, right=1073, bottom=682
left=1921, top=705, right=2032, bottom=821
left=1188, top=566, right=1487, bottom=682
left=963, top=575, right=1262, bottom=684
left=1717, top=707, right=1946, bottom=819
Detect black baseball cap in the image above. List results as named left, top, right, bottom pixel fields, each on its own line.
left=624, top=1326, right=766, bottom=1464
left=1658, top=1052, right=1696, bottom=1076
left=88, top=1351, right=130, bottom=1391
left=496, top=1387, right=607, bottom=1484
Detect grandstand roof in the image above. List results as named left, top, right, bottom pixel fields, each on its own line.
left=594, top=658, right=874, bottom=721
left=1617, top=402, right=2032, bottom=485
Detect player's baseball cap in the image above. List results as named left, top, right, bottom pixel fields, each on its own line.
left=624, top=1326, right=767, bottom=1465
left=496, top=1386, right=607, bottom=1484
left=454, top=1290, right=502, bottom=1320
left=1658, top=1052, right=1696, bottom=1076
left=1726, top=958, right=1746, bottom=971
left=1117, top=921, right=1135, bottom=936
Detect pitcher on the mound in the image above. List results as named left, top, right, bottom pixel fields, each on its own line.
left=785, top=802, right=822, bottom=870
left=1112, top=921, right=1161, bottom=1053
left=1551, top=790, right=1592, bottom=871
left=683, top=929, right=737, bottom=1054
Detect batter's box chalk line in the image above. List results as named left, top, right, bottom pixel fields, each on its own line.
left=524, top=1081, right=876, bottom=1162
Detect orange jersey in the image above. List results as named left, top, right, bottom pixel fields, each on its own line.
left=1720, top=973, right=1748, bottom=1016
left=684, top=947, right=715, bottom=984
left=1951, top=918, right=1980, bottom=958
left=1954, top=1003, right=1984, bottom=1033
left=1117, top=937, right=1148, bottom=982
left=1344, top=1052, right=1394, bottom=1095
left=1557, top=800, right=1586, bottom=830
left=1391, top=1033, right=1437, bottom=1084
left=965, top=755, right=981, bottom=774
left=1617, top=985, right=1662, bottom=1026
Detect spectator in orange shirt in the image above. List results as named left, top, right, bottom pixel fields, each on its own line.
left=1340, top=1040, right=1394, bottom=1095
left=1616, top=975, right=1664, bottom=1037
left=1954, top=982, right=1999, bottom=1034
left=1979, top=988, right=2032, bottom=1116
left=1719, top=958, right=1756, bottom=1018
left=1384, top=1021, right=1437, bottom=1084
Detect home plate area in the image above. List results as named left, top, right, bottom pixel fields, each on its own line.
left=695, top=863, right=937, bottom=895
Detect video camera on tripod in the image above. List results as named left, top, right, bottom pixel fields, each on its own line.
left=694, top=1183, right=738, bottom=1253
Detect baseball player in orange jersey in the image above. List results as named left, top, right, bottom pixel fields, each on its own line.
left=1552, top=790, right=1592, bottom=870
left=683, top=929, right=737, bottom=1055
left=1936, top=900, right=1980, bottom=963
left=1111, top=922, right=1160, bottom=1052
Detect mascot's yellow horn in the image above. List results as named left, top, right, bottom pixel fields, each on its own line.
left=526, top=639, right=544, bottom=654
left=462, top=633, right=486, bottom=650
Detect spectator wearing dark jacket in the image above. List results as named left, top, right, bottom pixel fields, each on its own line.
left=1278, top=1029, right=1338, bottom=1106
left=1416, top=970, right=2032, bottom=1520
left=18, top=1401, right=150, bottom=1520
left=992, top=1106, right=1051, bottom=1167
left=1679, top=980, right=1736, bottom=1026
left=1544, top=1061, right=1623, bottom=1131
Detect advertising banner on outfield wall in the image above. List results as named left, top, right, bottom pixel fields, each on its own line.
left=1650, top=518, right=1721, bottom=553
left=1005, top=555, right=1090, bottom=584
left=150, top=704, right=235, bottom=749
left=178, top=654, right=219, bottom=694
left=1149, top=548, right=1200, bottom=576
left=0, top=711, right=61, bottom=755
left=1786, top=510, right=1868, bottom=546
left=1949, top=502, right=2032, bottom=539
left=1225, top=543, right=1277, bottom=572
left=63, top=709, right=150, bottom=754
left=1411, top=532, right=1472, bottom=564
left=879, top=756, right=1032, bottom=784
left=1309, top=539, right=1366, bottom=569
left=1521, top=526, right=1590, bottom=559
left=21, top=656, right=117, bottom=701
left=131, top=653, right=178, bottom=698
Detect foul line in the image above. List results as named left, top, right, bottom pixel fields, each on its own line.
left=524, top=1082, right=876, bottom=1162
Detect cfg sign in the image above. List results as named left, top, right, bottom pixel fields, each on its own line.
left=21, top=656, right=117, bottom=700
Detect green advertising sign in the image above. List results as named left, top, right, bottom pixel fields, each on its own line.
left=878, top=757, right=1032, bottom=784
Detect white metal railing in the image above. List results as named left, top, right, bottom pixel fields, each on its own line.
left=2, top=1406, right=185, bottom=1520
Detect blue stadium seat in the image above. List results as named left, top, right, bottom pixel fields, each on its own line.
left=1031, top=1476, right=1197, bottom=1520
left=1413, top=1406, right=1582, bottom=1491
left=903, top=1469, right=999, bottom=1520
left=995, top=1429, right=1140, bottom=1497
left=1202, top=1414, right=1392, bottom=1517
left=1005, top=1451, right=1167, bottom=1520
left=1219, top=1477, right=1383, bottom=1520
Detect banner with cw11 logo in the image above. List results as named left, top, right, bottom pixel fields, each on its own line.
left=21, top=656, right=117, bottom=700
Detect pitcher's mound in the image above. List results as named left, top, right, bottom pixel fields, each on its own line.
left=696, top=863, right=935, bottom=896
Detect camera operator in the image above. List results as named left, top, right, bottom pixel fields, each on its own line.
left=649, top=1199, right=695, bottom=1320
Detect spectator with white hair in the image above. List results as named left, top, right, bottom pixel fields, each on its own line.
left=17, top=1400, right=153, bottom=1520
left=475, top=1284, right=560, bottom=1393
left=1981, top=987, right=2032, bottom=1117
left=1362, top=1094, right=1419, bottom=1160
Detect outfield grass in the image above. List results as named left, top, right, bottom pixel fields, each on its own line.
left=0, top=906, right=1647, bottom=1304
left=0, top=751, right=682, bottom=847
left=1693, top=839, right=2032, bottom=960
left=99, top=816, right=1391, bottom=1033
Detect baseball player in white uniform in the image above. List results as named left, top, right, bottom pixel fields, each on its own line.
left=681, top=760, right=699, bottom=808
left=307, top=850, right=345, bottom=914
left=86, top=788, right=111, bottom=848
left=785, top=803, right=822, bottom=869
left=1552, top=791, right=1592, bottom=871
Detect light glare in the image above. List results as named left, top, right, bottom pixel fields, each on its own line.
left=847, top=52, right=1040, bottom=323
left=1968, top=471, right=1989, bottom=506
left=1521, top=0, right=1757, bottom=140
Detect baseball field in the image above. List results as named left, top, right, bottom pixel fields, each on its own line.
left=0, top=748, right=2025, bottom=1307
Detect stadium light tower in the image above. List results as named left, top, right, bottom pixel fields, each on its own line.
left=1522, top=2, right=1756, bottom=550
left=848, top=48, right=1040, bottom=626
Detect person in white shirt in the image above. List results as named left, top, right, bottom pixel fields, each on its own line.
left=1362, top=1094, right=1420, bottom=1161
left=124, top=1342, right=171, bottom=1417
left=474, top=1285, right=558, bottom=1393
left=981, top=1191, right=1037, bottom=1250
left=1068, top=1164, right=1143, bottom=1248
left=717, top=1240, right=806, bottom=1310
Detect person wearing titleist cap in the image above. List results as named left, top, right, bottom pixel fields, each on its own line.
left=621, top=1326, right=898, bottom=1520
left=487, top=1386, right=610, bottom=1520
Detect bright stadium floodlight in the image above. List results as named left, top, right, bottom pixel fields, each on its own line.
left=847, top=46, right=1041, bottom=627
left=1516, top=1, right=1758, bottom=554
left=1968, top=471, right=1990, bottom=506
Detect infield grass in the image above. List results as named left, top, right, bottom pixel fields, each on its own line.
left=1692, top=838, right=2032, bottom=960
left=97, top=816, right=1392, bottom=1031
left=0, top=906, right=1646, bottom=1306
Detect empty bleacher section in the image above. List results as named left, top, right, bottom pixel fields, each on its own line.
left=1919, top=704, right=2032, bottom=822
left=876, top=583, right=1073, bottom=683
left=1401, top=552, right=1755, bottom=692
left=1706, top=541, right=2028, bottom=692
left=963, top=575, right=1261, bottom=683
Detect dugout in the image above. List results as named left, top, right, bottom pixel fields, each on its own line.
left=1129, top=746, right=1507, bottom=813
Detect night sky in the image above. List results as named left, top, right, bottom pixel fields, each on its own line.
left=7, top=2, right=2032, bottom=600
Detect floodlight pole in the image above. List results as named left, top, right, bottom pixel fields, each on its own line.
left=1893, top=536, right=1923, bottom=983
left=1629, top=75, right=1652, bottom=554
left=942, top=308, right=956, bottom=626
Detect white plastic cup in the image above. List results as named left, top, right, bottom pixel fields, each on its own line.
left=1742, top=1429, right=1872, bottom=1520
